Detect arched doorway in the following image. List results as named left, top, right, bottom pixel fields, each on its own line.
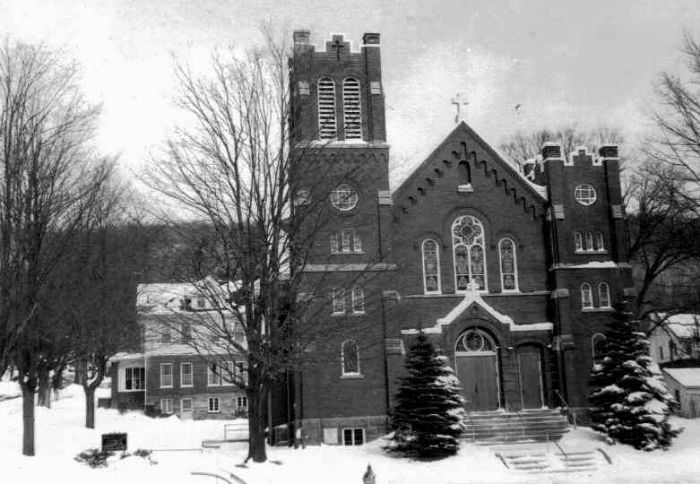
left=516, top=344, right=544, bottom=409
left=454, top=329, right=500, bottom=411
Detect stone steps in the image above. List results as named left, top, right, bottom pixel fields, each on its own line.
left=462, top=409, right=570, bottom=444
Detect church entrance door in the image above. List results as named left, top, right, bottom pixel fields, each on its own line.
left=516, top=345, right=544, bottom=409
left=455, top=329, right=499, bottom=411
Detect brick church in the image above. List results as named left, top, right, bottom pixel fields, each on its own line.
left=285, top=30, right=634, bottom=446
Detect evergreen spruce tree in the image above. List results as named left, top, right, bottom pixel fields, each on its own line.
left=588, top=303, right=682, bottom=450
left=385, top=332, right=467, bottom=458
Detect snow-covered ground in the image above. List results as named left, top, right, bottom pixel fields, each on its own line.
left=1, top=382, right=700, bottom=484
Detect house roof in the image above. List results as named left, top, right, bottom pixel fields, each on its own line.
left=665, top=368, right=700, bottom=388
left=652, top=313, right=700, bottom=339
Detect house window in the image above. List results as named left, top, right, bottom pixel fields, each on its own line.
left=181, top=398, right=193, bottom=413
left=596, top=232, right=605, bottom=251
left=208, top=362, right=223, bottom=386
left=123, top=367, right=145, bottom=391
left=330, top=184, right=358, bottom=211
left=659, top=346, right=665, bottom=361
left=236, top=396, right=248, bottom=410
left=351, top=286, right=365, bottom=314
left=161, top=328, right=171, bottom=343
left=598, top=282, right=611, bottom=308
left=181, top=362, right=193, bottom=388
left=160, top=363, right=173, bottom=388
left=332, top=289, right=345, bottom=315
left=160, top=398, right=173, bottom=415
left=181, top=323, right=191, bottom=343
left=591, top=333, right=606, bottom=361
left=318, top=77, right=337, bottom=139
left=341, top=340, right=360, bottom=376
left=498, top=238, right=518, bottom=292
left=585, top=231, right=594, bottom=251
left=208, top=397, right=220, bottom=413
left=581, top=283, right=593, bottom=309
left=342, top=428, right=365, bottom=446
left=574, top=232, right=583, bottom=252
left=422, top=239, right=441, bottom=294
left=452, top=215, right=486, bottom=291
left=342, top=77, right=362, bottom=140
left=574, top=183, right=597, bottom=205
left=222, top=361, right=235, bottom=386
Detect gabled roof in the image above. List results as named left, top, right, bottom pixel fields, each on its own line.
left=665, top=368, right=700, bottom=388
left=401, top=289, right=553, bottom=335
left=393, top=121, right=548, bottom=202
left=651, top=313, right=700, bottom=339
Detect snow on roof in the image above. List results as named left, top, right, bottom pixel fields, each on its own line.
left=401, top=290, right=553, bottom=335
left=137, top=277, right=242, bottom=309
left=109, top=352, right=144, bottom=363
left=653, top=313, right=700, bottom=338
left=552, top=261, right=621, bottom=270
left=665, top=368, right=700, bottom=388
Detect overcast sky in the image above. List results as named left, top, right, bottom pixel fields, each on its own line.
left=3, top=0, right=700, bottom=187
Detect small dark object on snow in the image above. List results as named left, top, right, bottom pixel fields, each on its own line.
left=101, top=432, right=127, bottom=452
left=74, top=448, right=114, bottom=468
left=362, top=463, right=376, bottom=484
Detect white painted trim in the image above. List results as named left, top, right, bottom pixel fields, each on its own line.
left=207, top=396, right=220, bottom=413
left=421, top=238, right=442, bottom=294
left=181, top=397, right=193, bottom=413
left=160, top=398, right=173, bottom=415
left=119, top=365, right=145, bottom=392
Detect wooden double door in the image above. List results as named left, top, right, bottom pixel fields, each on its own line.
left=455, top=329, right=500, bottom=411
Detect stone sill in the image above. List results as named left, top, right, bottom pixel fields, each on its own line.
left=340, top=374, right=364, bottom=380
left=581, top=307, right=613, bottom=313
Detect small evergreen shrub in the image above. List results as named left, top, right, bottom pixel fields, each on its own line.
left=74, top=448, right=114, bottom=468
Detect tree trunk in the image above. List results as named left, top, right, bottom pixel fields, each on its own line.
left=37, top=371, right=51, bottom=408
left=21, top=382, right=36, bottom=456
left=246, top=387, right=268, bottom=463
left=84, top=386, right=95, bottom=429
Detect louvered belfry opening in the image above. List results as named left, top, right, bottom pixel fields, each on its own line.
left=343, top=77, right=362, bottom=140
left=317, top=77, right=337, bottom=139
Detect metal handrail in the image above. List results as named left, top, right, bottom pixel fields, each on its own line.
left=553, top=390, right=577, bottom=429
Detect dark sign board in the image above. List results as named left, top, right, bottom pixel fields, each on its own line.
left=101, top=433, right=127, bottom=452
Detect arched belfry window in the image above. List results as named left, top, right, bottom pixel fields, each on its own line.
left=452, top=215, right=487, bottom=291
left=342, top=77, right=362, bottom=140
left=498, top=238, right=518, bottom=292
left=317, top=78, right=337, bottom=139
left=581, top=283, right=593, bottom=309
left=422, top=239, right=441, bottom=294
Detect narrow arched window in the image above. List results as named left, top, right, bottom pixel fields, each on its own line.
left=341, top=340, right=360, bottom=375
left=574, top=232, right=583, bottom=252
left=332, top=289, right=345, bottom=315
left=351, top=286, right=365, bottom=314
left=422, top=239, right=441, bottom=294
left=598, top=282, right=611, bottom=308
left=318, top=78, right=337, bottom=139
left=581, top=283, right=593, bottom=309
left=591, top=333, right=606, bottom=361
left=499, top=238, right=518, bottom=292
left=585, top=231, right=594, bottom=251
left=342, top=77, right=362, bottom=139
left=596, top=232, right=605, bottom=251
left=341, top=229, right=352, bottom=252
left=330, top=233, right=339, bottom=253
left=452, top=215, right=486, bottom=291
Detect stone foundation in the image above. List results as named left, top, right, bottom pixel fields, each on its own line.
left=297, top=415, right=388, bottom=445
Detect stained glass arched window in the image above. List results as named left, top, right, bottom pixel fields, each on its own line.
left=574, top=232, right=583, bottom=252
left=455, top=329, right=496, bottom=354
left=341, top=340, right=360, bottom=375
left=499, top=238, right=518, bottom=292
left=422, top=239, right=441, bottom=293
left=581, top=283, right=593, bottom=309
left=452, top=215, right=486, bottom=291
left=598, top=282, right=611, bottom=308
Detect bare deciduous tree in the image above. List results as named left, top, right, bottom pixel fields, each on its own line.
left=0, top=40, right=111, bottom=456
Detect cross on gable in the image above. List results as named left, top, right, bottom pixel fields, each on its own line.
left=327, top=35, right=349, bottom=62
left=451, top=93, right=469, bottom=123
left=571, top=148, right=593, bottom=165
